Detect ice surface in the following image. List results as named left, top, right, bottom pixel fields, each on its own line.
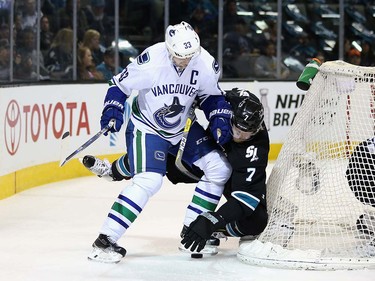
left=0, top=163, right=374, bottom=281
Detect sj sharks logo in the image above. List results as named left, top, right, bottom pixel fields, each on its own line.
left=153, top=97, right=185, bottom=129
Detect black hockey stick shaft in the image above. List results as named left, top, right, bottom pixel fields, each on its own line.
left=59, top=119, right=115, bottom=167
left=175, top=102, right=202, bottom=182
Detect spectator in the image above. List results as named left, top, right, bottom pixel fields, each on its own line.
left=0, top=23, right=9, bottom=41
left=49, top=0, right=66, bottom=10
left=122, top=0, right=162, bottom=41
left=170, top=0, right=190, bottom=24
left=347, top=48, right=361, bottom=66
left=13, top=48, right=22, bottom=72
left=0, top=38, right=10, bottom=80
left=14, top=12, right=23, bottom=37
left=189, top=0, right=218, bottom=21
left=77, top=46, right=103, bottom=80
left=96, top=47, right=124, bottom=81
left=45, top=28, right=73, bottom=79
left=41, top=0, right=56, bottom=17
left=223, top=18, right=255, bottom=58
left=14, top=53, right=39, bottom=80
left=258, top=20, right=278, bottom=47
left=40, top=15, right=54, bottom=59
left=222, top=18, right=257, bottom=78
left=190, top=5, right=216, bottom=36
left=0, top=0, right=11, bottom=25
left=16, top=27, right=49, bottom=78
left=83, top=0, right=107, bottom=36
left=254, top=42, right=290, bottom=79
left=54, top=0, right=89, bottom=41
left=20, top=0, right=42, bottom=31
left=289, top=35, right=319, bottom=65
left=189, top=5, right=217, bottom=55
left=316, top=51, right=326, bottom=63
left=81, top=29, right=103, bottom=66
left=0, top=25, right=8, bottom=41
left=329, top=38, right=352, bottom=61
left=223, top=0, right=240, bottom=33
left=360, top=41, right=375, bottom=67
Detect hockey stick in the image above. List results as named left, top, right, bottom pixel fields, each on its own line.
left=59, top=119, right=115, bottom=167
left=175, top=102, right=202, bottom=182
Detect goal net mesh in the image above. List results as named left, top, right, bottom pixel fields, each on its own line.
left=237, top=60, right=375, bottom=270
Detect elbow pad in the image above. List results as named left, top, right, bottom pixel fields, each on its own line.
left=232, top=191, right=260, bottom=211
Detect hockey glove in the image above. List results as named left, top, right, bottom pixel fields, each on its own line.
left=100, top=86, right=126, bottom=135
left=207, top=100, right=232, bottom=146
left=181, top=212, right=226, bottom=252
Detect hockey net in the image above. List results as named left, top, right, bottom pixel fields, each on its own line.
left=238, top=60, right=375, bottom=270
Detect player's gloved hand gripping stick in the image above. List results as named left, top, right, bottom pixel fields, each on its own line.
left=200, top=96, right=232, bottom=146
left=60, top=86, right=126, bottom=167
left=100, top=85, right=126, bottom=135
left=208, top=100, right=232, bottom=146
left=59, top=119, right=115, bottom=167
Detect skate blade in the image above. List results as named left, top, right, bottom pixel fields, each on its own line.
left=87, top=247, right=123, bottom=263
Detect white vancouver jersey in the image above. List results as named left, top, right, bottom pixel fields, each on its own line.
left=111, top=42, right=223, bottom=144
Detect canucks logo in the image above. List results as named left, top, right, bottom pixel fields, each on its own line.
left=212, top=60, right=220, bottom=74
left=153, top=97, right=185, bottom=129
left=137, top=52, right=150, bottom=65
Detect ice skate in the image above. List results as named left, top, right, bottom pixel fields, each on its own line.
left=239, top=234, right=259, bottom=246
left=81, top=155, right=114, bottom=181
left=88, top=234, right=127, bottom=263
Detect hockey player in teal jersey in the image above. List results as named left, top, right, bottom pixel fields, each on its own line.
left=181, top=88, right=269, bottom=252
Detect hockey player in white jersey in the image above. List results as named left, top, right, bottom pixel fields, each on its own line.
left=88, top=21, right=233, bottom=263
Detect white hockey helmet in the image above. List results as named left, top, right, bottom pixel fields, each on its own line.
left=165, top=21, right=200, bottom=59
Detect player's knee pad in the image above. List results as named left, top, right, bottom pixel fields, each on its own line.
left=227, top=208, right=268, bottom=237
left=132, top=172, right=163, bottom=197
left=193, top=150, right=232, bottom=184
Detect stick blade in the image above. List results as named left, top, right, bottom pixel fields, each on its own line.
left=59, top=131, right=71, bottom=167
left=62, top=131, right=70, bottom=139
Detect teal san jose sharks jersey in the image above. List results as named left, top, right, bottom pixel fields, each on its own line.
left=111, top=42, right=224, bottom=145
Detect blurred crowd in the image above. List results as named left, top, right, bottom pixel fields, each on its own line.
left=1, top=0, right=375, bottom=83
